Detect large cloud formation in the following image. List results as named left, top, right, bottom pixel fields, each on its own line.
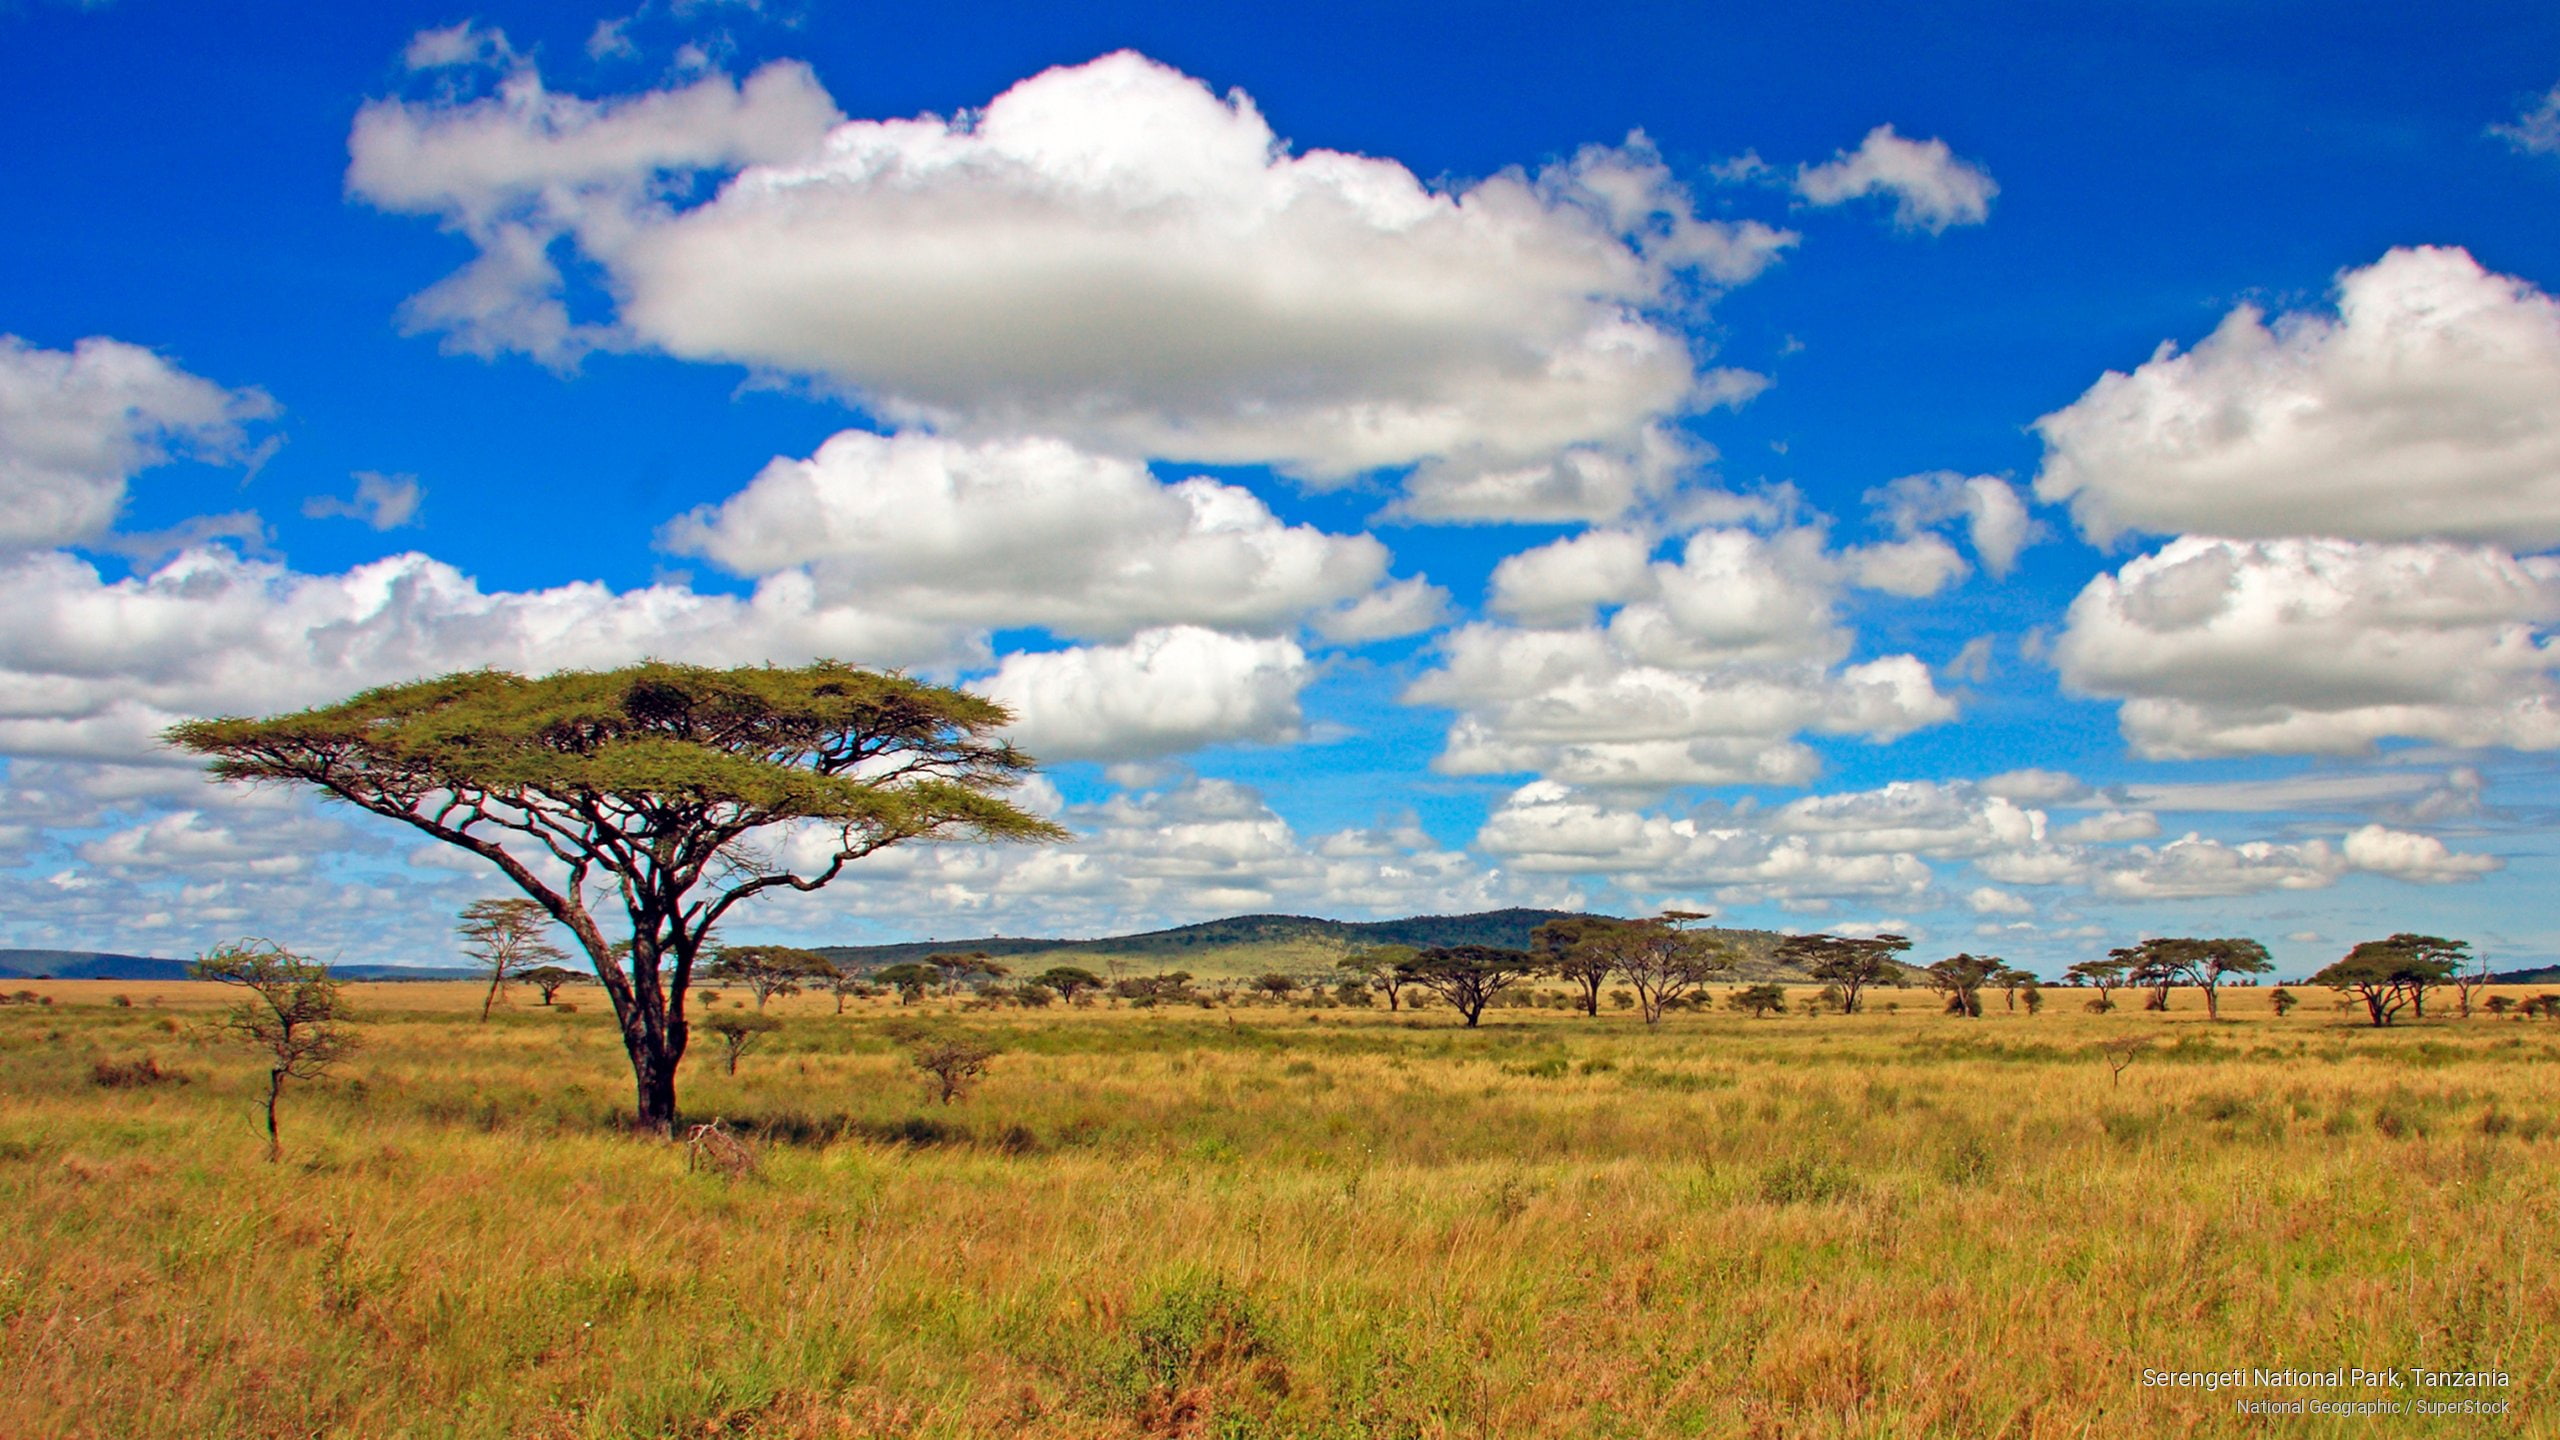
left=350, top=49, right=1791, bottom=520
left=2035, top=247, right=2560, bottom=548
left=2058, top=537, right=2560, bottom=757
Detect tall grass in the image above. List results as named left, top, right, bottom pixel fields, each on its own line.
left=0, top=980, right=2551, bottom=1436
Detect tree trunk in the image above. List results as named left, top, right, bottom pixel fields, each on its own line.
left=633, top=1043, right=681, bottom=1131
left=481, top=975, right=502, bottom=1022
left=264, top=1069, right=284, bottom=1163
left=2201, top=983, right=2220, bottom=1020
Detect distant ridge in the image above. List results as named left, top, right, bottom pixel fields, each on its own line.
left=815, top=908, right=1797, bottom=976
left=0, top=949, right=192, bottom=981
left=815, top=908, right=1589, bottom=969
left=0, top=950, right=479, bottom=982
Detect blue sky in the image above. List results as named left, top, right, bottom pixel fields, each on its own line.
left=5, top=0, right=2560, bottom=972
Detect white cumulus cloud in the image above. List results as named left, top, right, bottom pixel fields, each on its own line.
left=663, top=430, right=1407, bottom=641
left=2057, top=535, right=2560, bottom=757
left=0, top=336, right=276, bottom=552
left=350, top=49, right=1785, bottom=519
left=2035, top=247, right=2560, bottom=548
left=1794, top=124, right=1996, bottom=232
left=970, top=626, right=1311, bottom=761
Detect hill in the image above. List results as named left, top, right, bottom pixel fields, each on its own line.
left=815, top=910, right=1803, bottom=981
left=0, top=950, right=193, bottom=981
left=0, top=950, right=479, bottom=982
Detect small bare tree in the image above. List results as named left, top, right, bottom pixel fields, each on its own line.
left=190, top=939, right=358, bottom=1161
left=2100, top=1035, right=2147, bottom=1088
left=910, top=1036, right=1000, bottom=1103
left=456, top=897, right=569, bottom=1021
left=2449, top=953, right=2494, bottom=1019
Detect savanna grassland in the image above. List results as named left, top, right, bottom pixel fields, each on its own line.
left=2, top=979, right=2553, bottom=1439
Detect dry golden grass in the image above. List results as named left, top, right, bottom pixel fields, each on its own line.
left=0, top=979, right=2551, bottom=1438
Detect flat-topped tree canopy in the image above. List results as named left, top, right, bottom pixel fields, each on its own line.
left=166, top=660, right=1067, bottom=1128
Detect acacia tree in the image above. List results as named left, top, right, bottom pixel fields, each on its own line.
left=704, top=1011, right=779, bottom=1074
left=191, top=940, right=359, bottom=1162
left=705, top=944, right=834, bottom=1009
left=1395, top=945, right=1546, bottom=1027
left=456, top=897, right=570, bottom=1021
left=1774, top=933, right=1910, bottom=1015
left=2115, top=937, right=2273, bottom=1020
left=875, top=962, right=939, bottom=1004
left=167, top=662, right=1064, bottom=1131
left=1590, top=912, right=1731, bottom=1025
left=2117, top=944, right=2179, bottom=1012
left=2313, top=934, right=2466, bottom=1027
left=1531, top=916, right=1620, bottom=1017
left=522, top=965, right=587, bottom=1005
left=1924, top=953, right=2005, bottom=1017
left=1038, top=966, right=1104, bottom=1006
left=1337, top=945, right=1417, bottom=1012
left=2065, top=957, right=2128, bottom=1012
left=817, top=957, right=872, bottom=1013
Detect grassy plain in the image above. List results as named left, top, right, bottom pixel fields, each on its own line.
left=0, top=978, right=2553, bottom=1438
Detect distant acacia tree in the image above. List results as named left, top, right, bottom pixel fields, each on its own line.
left=191, top=940, right=358, bottom=1162
left=817, top=958, right=871, bottom=1014
left=875, top=963, right=939, bottom=1004
left=1253, top=973, right=1301, bottom=1002
left=2066, top=957, right=2128, bottom=1013
left=167, top=661, right=1064, bottom=1131
left=1337, top=946, right=1417, bottom=1012
left=2268, top=987, right=2299, bottom=1017
left=2313, top=934, right=2467, bottom=1027
left=2124, top=937, right=2273, bottom=1020
left=1991, top=965, right=2033, bottom=1013
left=1924, top=953, right=2005, bottom=1017
left=2117, top=945, right=2179, bottom=1012
left=1727, top=983, right=1789, bottom=1018
left=1601, top=913, right=1732, bottom=1025
left=1775, top=933, right=1910, bottom=1015
left=1038, top=966, right=1104, bottom=1006
left=705, top=945, right=834, bottom=1010
left=925, top=952, right=1007, bottom=995
left=522, top=965, right=586, bottom=1006
left=703, top=1011, right=779, bottom=1074
left=1531, top=917, right=1620, bottom=1017
left=2449, top=953, right=2494, bottom=1019
left=1395, top=946, right=1545, bottom=1027
left=456, top=897, right=569, bottom=1022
